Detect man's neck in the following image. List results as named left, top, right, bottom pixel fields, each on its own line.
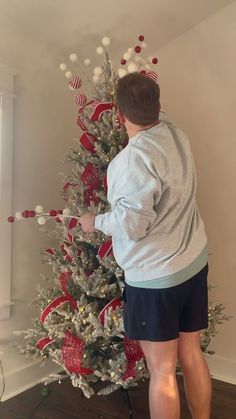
left=125, top=120, right=159, bottom=139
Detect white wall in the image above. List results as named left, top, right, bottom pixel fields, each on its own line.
left=157, top=2, right=236, bottom=382
left=1, top=1, right=236, bottom=400
left=0, top=17, right=77, bottom=399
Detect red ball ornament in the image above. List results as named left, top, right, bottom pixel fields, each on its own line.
left=140, top=70, right=146, bottom=76
left=29, top=211, right=36, bottom=217
left=8, top=216, right=15, bottom=223
left=135, top=46, right=141, bottom=53
left=152, top=57, right=158, bottom=64
left=121, top=58, right=126, bottom=65
left=22, top=210, right=30, bottom=218
left=49, top=209, right=58, bottom=217
left=139, top=35, right=144, bottom=42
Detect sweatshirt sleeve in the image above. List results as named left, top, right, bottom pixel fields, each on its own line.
left=95, top=146, right=161, bottom=242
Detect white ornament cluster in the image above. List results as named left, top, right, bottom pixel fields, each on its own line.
left=59, top=36, right=111, bottom=83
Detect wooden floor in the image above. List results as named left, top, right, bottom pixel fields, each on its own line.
left=0, top=375, right=235, bottom=419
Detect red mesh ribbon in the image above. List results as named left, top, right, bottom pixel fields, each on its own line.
left=62, top=330, right=93, bottom=375
left=81, top=163, right=100, bottom=190
left=122, top=336, right=144, bottom=380
left=83, top=189, right=100, bottom=206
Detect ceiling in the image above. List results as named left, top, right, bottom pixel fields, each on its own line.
left=0, top=0, right=234, bottom=63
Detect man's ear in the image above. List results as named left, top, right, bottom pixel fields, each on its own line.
left=118, top=110, right=125, bottom=125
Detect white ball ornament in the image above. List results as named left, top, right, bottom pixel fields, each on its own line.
left=84, top=58, right=91, bottom=66
left=145, top=64, right=151, bottom=70
left=93, top=66, right=103, bottom=76
left=65, top=71, right=73, bottom=79
left=69, top=53, right=78, bottom=63
left=102, top=36, right=111, bottom=47
left=38, top=216, right=46, bottom=225
left=123, top=52, right=131, bottom=60
left=127, top=62, right=138, bottom=73
left=118, top=68, right=127, bottom=78
left=127, top=47, right=133, bottom=54
left=93, top=75, right=100, bottom=83
left=63, top=208, right=71, bottom=216
left=35, top=205, right=44, bottom=213
left=15, top=211, right=23, bottom=220
left=96, top=46, right=104, bottom=55
left=59, top=63, right=67, bottom=71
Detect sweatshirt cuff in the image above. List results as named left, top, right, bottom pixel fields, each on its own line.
left=94, top=214, right=106, bottom=232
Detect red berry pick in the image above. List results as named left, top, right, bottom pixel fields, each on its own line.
left=152, top=57, right=158, bottom=64
left=121, top=58, right=126, bottom=65
left=139, top=35, right=144, bottom=42
left=135, top=46, right=141, bottom=53
left=8, top=216, right=15, bottom=223
left=49, top=209, right=58, bottom=216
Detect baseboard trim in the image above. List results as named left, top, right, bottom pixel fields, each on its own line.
left=205, top=353, right=236, bottom=385
left=1, top=358, right=60, bottom=402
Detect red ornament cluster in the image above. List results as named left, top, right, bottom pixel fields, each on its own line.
left=7, top=209, right=64, bottom=223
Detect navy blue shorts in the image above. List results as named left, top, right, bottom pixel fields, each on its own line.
left=122, top=265, right=209, bottom=342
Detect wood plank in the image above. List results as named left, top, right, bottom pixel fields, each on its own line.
left=0, top=375, right=235, bottom=418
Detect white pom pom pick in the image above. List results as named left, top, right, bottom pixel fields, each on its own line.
left=69, top=53, right=78, bottom=63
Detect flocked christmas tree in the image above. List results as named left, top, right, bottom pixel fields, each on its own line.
left=11, top=35, right=229, bottom=398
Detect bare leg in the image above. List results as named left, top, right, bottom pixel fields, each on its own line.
left=178, top=331, right=212, bottom=419
left=140, top=339, right=180, bottom=419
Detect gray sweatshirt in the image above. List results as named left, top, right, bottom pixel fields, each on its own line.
left=95, top=112, right=207, bottom=286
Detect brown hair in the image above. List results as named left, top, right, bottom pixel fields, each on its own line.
left=116, top=72, right=160, bottom=126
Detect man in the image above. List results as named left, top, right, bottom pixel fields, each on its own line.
left=79, top=73, right=212, bottom=419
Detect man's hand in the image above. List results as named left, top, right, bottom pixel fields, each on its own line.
left=79, top=213, right=96, bottom=233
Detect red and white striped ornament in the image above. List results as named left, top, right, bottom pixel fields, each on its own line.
left=69, top=76, right=82, bottom=90
left=74, top=93, right=87, bottom=107
left=146, top=71, right=158, bottom=82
